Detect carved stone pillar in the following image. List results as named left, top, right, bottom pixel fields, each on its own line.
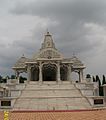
left=57, top=62, right=61, bottom=82
left=68, top=64, right=72, bottom=82
left=79, top=71, right=81, bottom=82
left=79, top=69, right=83, bottom=82
left=15, top=71, right=19, bottom=84
left=39, top=62, right=43, bottom=82
left=27, top=64, right=31, bottom=81
left=15, top=71, right=19, bottom=78
left=81, top=70, right=84, bottom=81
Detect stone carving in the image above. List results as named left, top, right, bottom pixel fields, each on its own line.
left=38, top=50, right=61, bottom=59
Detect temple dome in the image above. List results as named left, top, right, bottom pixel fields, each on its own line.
left=13, top=55, right=28, bottom=68
left=71, top=55, right=84, bottom=66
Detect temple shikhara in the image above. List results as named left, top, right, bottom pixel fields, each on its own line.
left=0, top=31, right=106, bottom=110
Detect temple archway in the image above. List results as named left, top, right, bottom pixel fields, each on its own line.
left=31, top=67, right=39, bottom=81
left=71, top=71, right=79, bottom=82
left=60, top=65, right=68, bottom=81
left=42, top=64, right=57, bottom=81
left=19, top=72, right=27, bottom=83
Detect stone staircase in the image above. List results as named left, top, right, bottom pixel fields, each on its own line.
left=13, top=81, right=92, bottom=110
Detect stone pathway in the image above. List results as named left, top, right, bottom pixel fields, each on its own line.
left=1, top=109, right=106, bottom=120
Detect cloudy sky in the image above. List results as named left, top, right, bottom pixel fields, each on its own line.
left=0, top=0, right=106, bottom=77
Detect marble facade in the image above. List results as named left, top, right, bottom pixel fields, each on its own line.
left=12, top=32, right=85, bottom=83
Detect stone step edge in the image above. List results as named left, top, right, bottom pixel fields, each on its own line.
left=17, top=96, right=84, bottom=99
left=23, top=89, right=78, bottom=91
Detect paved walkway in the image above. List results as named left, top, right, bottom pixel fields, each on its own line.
left=1, top=109, right=106, bottom=120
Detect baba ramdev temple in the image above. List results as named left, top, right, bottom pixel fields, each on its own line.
left=0, top=31, right=106, bottom=120
left=13, top=31, right=85, bottom=83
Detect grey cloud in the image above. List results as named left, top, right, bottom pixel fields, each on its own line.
left=11, top=0, right=106, bottom=24
left=10, top=0, right=105, bottom=58
left=0, top=0, right=106, bottom=76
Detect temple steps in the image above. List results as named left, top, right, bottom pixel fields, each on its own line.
left=25, top=82, right=76, bottom=90
left=13, top=81, right=92, bottom=110
left=14, top=98, right=91, bottom=110
left=19, top=90, right=82, bottom=98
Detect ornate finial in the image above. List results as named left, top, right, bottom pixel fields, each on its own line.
left=72, top=52, right=77, bottom=58
left=46, top=28, right=50, bottom=35
left=47, top=28, right=49, bottom=33
left=72, top=52, right=75, bottom=57
left=22, top=54, right=25, bottom=57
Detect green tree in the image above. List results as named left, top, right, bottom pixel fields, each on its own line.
left=102, top=75, right=106, bottom=85
left=86, top=74, right=91, bottom=78
left=0, top=75, right=2, bottom=83
left=19, top=76, right=27, bottom=83
left=0, top=75, right=2, bottom=80
left=98, top=78, right=101, bottom=87
left=6, top=75, right=10, bottom=79
left=99, top=86, right=103, bottom=96
left=11, top=75, right=16, bottom=79
left=2, top=78, right=7, bottom=83
left=96, top=75, right=100, bottom=82
left=96, top=75, right=104, bottom=96
left=92, top=76, right=96, bottom=82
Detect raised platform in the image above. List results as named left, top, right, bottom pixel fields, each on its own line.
left=13, top=81, right=92, bottom=110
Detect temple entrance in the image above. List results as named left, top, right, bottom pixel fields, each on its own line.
left=71, top=72, right=79, bottom=82
left=31, top=67, right=39, bottom=81
left=60, top=65, right=68, bottom=81
left=42, top=64, right=57, bottom=81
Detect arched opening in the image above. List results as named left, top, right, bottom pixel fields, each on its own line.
left=71, top=71, right=79, bottom=82
left=42, top=64, right=57, bottom=81
left=31, top=67, right=39, bottom=81
left=60, top=65, right=68, bottom=81
left=19, top=72, right=27, bottom=83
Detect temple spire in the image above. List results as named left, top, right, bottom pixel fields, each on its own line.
left=41, top=31, right=56, bottom=49
left=22, top=54, right=25, bottom=58
left=72, top=52, right=76, bottom=57
left=45, top=29, right=51, bottom=36
left=46, top=28, right=49, bottom=33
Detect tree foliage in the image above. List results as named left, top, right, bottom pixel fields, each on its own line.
left=92, top=76, right=96, bottom=82
left=0, top=75, right=2, bottom=80
left=96, top=75, right=100, bottom=82
left=2, top=78, right=7, bottom=83
left=19, top=76, right=27, bottom=83
left=102, top=75, right=106, bottom=85
left=86, top=74, right=91, bottom=78
left=11, top=75, right=16, bottom=79
left=99, top=86, right=104, bottom=96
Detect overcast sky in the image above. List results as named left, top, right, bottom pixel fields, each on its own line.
left=0, top=0, right=106, bottom=77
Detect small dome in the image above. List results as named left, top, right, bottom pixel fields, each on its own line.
left=71, top=55, right=83, bottom=66
left=13, top=55, right=28, bottom=68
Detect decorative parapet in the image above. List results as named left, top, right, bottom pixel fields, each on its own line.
left=75, top=83, right=94, bottom=96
